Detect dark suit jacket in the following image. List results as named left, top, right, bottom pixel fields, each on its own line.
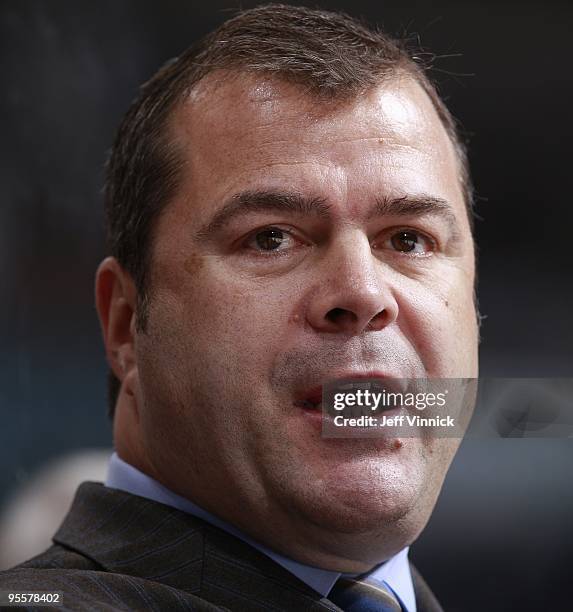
left=0, top=483, right=443, bottom=611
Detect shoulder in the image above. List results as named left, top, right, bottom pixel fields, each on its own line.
left=0, top=547, right=227, bottom=611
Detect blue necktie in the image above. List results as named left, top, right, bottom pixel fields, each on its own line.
left=328, top=577, right=404, bottom=611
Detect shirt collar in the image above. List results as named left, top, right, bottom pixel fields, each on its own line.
left=106, top=452, right=415, bottom=610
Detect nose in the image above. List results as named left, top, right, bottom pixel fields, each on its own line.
left=305, top=233, right=399, bottom=335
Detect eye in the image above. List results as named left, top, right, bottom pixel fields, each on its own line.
left=244, top=227, right=298, bottom=253
left=377, top=229, right=436, bottom=256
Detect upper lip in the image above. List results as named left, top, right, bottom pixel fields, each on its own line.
left=294, top=371, right=408, bottom=405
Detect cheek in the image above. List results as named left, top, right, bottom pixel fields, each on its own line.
left=396, top=271, right=478, bottom=377
left=157, top=265, right=296, bottom=388
left=184, top=273, right=287, bottom=343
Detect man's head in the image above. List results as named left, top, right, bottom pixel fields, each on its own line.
left=96, top=4, right=478, bottom=572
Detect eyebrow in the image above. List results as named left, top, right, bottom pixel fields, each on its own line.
left=195, top=190, right=330, bottom=239
left=195, top=189, right=461, bottom=240
left=371, top=195, right=461, bottom=238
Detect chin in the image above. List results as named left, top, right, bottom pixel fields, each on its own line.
left=286, top=458, right=429, bottom=536
left=282, top=481, right=433, bottom=570
left=323, top=489, right=418, bottom=533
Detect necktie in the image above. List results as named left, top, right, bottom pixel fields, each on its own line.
left=328, top=577, right=403, bottom=611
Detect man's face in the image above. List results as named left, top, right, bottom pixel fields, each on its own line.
left=134, top=73, right=478, bottom=569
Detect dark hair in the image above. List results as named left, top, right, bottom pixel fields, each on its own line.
left=104, top=3, right=474, bottom=418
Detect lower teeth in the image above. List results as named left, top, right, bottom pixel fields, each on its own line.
left=298, top=400, right=322, bottom=410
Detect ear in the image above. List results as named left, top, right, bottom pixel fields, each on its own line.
left=95, top=257, right=138, bottom=387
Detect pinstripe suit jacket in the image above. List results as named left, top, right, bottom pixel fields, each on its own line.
left=0, top=483, right=443, bottom=611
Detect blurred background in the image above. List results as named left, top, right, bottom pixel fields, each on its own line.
left=1, top=0, right=571, bottom=609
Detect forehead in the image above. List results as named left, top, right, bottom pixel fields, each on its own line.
left=167, top=71, right=465, bottom=224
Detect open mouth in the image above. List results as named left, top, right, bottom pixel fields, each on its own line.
left=293, top=375, right=412, bottom=418
left=293, top=398, right=322, bottom=411
left=293, top=386, right=323, bottom=412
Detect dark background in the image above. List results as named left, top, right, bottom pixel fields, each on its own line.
left=1, top=1, right=572, bottom=610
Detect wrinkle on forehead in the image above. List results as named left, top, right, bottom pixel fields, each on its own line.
left=166, top=70, right=464, bottom=226
left=176, top=72, right=451, bottom=161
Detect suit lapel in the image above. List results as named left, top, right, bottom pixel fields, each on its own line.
left=54, top=483, right=339, bottom=611
left=410, top=564, right=444, bottom=612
